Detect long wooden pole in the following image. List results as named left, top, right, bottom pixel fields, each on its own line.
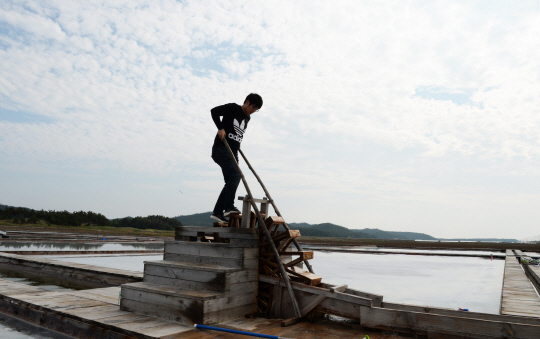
left=221, top=139, right=302, bottom=318
left=239, top=149, right=315, bottom=274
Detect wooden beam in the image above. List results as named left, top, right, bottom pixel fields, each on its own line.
left=237, top=196, right=269, bottom=204
left=223, top=139, right=302, bottom=319
left=281, top=317, right=301, bottom=327
left=238, top=148, right=316, bottom=275
left=260, top=275, right=372, bottom=307
left=330, top=284, right=348, bottom=293
left=300, top=295, right=326, bottom=317
left=360, top=306, right=540, bottom=338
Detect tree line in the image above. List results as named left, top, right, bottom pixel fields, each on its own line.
left=0, top=207, right=181, bottom=230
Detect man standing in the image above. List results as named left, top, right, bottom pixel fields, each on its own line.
left=210, top=93, right=263, bottom=223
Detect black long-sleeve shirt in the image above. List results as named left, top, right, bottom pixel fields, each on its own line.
left=211, top=103, right=250, bottom=152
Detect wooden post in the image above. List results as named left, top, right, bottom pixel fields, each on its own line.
left=239, top=149, right=315, bottom=274
left=241, top=195, right=251, bottom=228
left=260, top=197, right=269, bottom=217
left=222, top=140, right=302, bottom=319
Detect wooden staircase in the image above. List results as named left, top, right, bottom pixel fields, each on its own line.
left=119, top=226, right=259, bottom=325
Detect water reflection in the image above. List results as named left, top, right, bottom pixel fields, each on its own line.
left=0, top=242, right=164, bottom=251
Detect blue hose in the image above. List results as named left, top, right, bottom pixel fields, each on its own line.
left=194, top=324, right=279, bottom=339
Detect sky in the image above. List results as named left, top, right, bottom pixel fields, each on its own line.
left=1, top=1, right=540, bottom=239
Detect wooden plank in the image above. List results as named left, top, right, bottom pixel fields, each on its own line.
left=383, top=301, right=540, bottom=326
left=28, top=296, right=107, bottom=311
left=329, top=284, right=348, bottom=293
left=237, top=196, right=269, bottom=203
left=145, top=261, right=257, bottom=283
left=62, top=305, right=130, bottom=320
left=360, top=306, right=540, bottom=338
left=203, top=293, right=257, bottom=313
left=0, top=296, right=138, bottom=339
left=120, top=298, right=199, bottom=325
left=164, top=253, right=243, bottom=268
left=65, top=287, right=121, bottom=304
left=133, top=322, right=193, bottom=337
left=204, top=303, right=258, bottom=324
left=114, top=316, right=181, bottom=332
left=317, top=297, right=362, bottom=321
left=266, top=216, right=285, bottom=225
left=260, top=275, right=372, bottom=306
left=97, top=312, right=153, bottom=325
left=270, top=282, right=282, bottom=316
left=281, top=317, right=301, bottom=327
left=144, top=275, right=257, bottom=294
left=501, top=250, right=540, bottom=317
left=122, top=282, right=220, bottom=300
left=145, top=262, right=227, bottom=282
left=287, top=267, right=322, bottom=285
left=277, top=251, right=314, bottom=260
left=300, top=294, right=326, bottom=317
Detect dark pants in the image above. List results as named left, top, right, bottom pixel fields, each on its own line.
left=212, top=146, right=241, bottom=215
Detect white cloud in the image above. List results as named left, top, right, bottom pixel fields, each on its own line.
left=1, top=0, right=540, bottom=238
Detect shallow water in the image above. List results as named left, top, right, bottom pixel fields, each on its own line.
left=48, top=254, right=163, bottom=272
left=314, top=251, right=504, bottom=314
left=0, top=242, right=164, bottom=251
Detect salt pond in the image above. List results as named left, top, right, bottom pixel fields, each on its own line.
left=45, top=254, right=162, bottom=272
left=0, top=242, right=164, bottom=251
left=47, top=249, right=504, bottom=314
left=314, top=251, right=504, bottom=314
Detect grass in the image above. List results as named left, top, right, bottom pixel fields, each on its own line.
left=0, top=220, right=175, bottom=237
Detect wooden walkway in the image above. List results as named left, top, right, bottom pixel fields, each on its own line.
left=501, top=249, right=540, bottom=317
left=0, top=278, right=193, bottom=338
left=0, top=278, right=411, bottom=338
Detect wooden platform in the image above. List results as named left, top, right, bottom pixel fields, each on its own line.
left=0, top=278, right=193, bottom=338
left=0, top=278, right=415, bottom=338
left=501, top=249, right=540, bottom=317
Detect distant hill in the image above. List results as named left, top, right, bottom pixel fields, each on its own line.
left=437, top=238, right=518, bottom=242
left=0, top=204, right=14, bottom=211
left=288, top=222, right=375, bottom=239
left=174, top=212, right=214, bottom=226
left=173, top=212, right=434, bottom=240
left=1, top=205, right=520, bottom=242
left=354, top=228, right=436, bottom=240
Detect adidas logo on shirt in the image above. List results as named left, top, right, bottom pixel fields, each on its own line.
left=233, top=119, right=246, bottom=136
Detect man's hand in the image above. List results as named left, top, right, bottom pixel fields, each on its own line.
left=217, top=129, right=226, bottom=140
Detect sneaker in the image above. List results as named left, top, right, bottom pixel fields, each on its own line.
left=210, top=213, right=227, bottom=223
left=224, top=207, right=240, bottom=217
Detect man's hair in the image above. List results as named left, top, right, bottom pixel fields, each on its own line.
left=244, top=93, right=263, bottom=109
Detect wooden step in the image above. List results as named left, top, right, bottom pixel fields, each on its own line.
left=278, top=251, right=313, bottom=260
left=143, top=260, right=257, bottom=293
left=163, top=241, right=258, bottom=269
left=175, top=226, right=258, bottom=247
left=287, top=267, right=322, bottom=286
left=120, top=282, right=257, bottom=325
left=265, top=216, right=285, bottom=225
